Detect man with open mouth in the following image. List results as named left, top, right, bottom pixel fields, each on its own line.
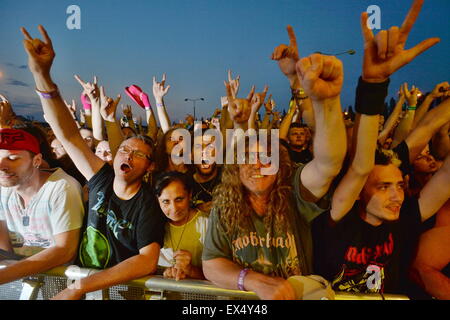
left=191, top=131, right=222, bottom=213
left=20, top=25, right=166, bottom=299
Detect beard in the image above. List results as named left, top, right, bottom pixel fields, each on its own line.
left=0, top=165, right=35, bottom=188
left=195, top=163, right=216, bottom=178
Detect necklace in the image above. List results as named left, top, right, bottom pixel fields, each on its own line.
left=168, top=210, right=192, bottom=265
left=196, top=180, right=213, bottom=196
left=16, top=193, right=35, bottom=227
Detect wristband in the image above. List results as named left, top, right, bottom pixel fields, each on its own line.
left=355, top=76, right=390, bottom=115
left=407, top=105, right=417, bottom=111
left=156, top=102, right=164, bottom=108
left=237, top=268, right=249, bottom=291
left=291, top=87, right=308, bottom=100
left=35, top=86, right=60, bottom=99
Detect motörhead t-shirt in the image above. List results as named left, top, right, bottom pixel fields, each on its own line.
left=202, top=164, right=331, bottom=277
left=312, top=197, right=423, bottom=294
left=78, top=164, right=165, bottom=269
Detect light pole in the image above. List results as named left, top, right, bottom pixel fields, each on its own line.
left=314, top=49, right=356, bottom=56
left=184, top=97, right=204, bottom=121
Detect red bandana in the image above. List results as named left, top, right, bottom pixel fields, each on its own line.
left=0, top=128, right=41, bottom=154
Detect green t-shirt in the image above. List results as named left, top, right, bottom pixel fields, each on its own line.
left=202, top=164, right=331, bottom=277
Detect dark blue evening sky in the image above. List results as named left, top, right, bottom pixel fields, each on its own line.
left=1, top=0, right=449, bottom=122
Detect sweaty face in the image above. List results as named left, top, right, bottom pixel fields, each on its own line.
left=113, top=138, right=153, bottom=182
left=288, top=127, right=306, bottom=148
left=193, top=134, right=217, bottom=177
left=413, top=147, right=438, bottom=174
left=360, top=164, right=405, bottom=226
left=95, top=140, right=113, bottom=164
left=239, top=142, right=277, bottom=197
left=157, top=180, right=191, bottom=226
left=0, top=150, right=38, bottom=187
left=51, top=139, right=66, bottom=159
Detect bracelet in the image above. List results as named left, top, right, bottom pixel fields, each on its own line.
left=291, top=88, right=308, bottom=100
left=407, top=105, right=417, bottom=111
left=35, top=85, right=60, bottom=99
left=237, top=268, right=249, bottom=291
left=156, top=103, right=164, bottom=108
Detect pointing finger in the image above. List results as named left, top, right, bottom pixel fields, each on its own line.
left=401, top=37, right=440, bottom=65
left=20, top=27, right=33, bottom=41
left=399, top=0, right=424, bottom=44
left=360, top=12, right=375, bottom=43
left=38, top=25, right=52, bottom=47
left=286, top=25, right=299, bottom=58
left=0, top=94, right=8, bottom=102
left=74, top=75, right=86, bottom=87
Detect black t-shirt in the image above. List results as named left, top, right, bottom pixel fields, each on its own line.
left=280, top=139, right=312, bottom=164
left=312, top=197, right=423, bottom=294
left=77, top=164, right=165, bottom=269
left=191, top=168, right=222, bottom=206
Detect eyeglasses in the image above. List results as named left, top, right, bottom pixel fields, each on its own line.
left=118, top=145, right=152, bottom=161
left=238, top=152, right=272, bottom=166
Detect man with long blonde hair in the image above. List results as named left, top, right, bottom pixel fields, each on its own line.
left=202, top=25, right=348, bottom=300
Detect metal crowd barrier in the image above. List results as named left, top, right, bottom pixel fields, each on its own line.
left=0, top=262, right=409, bottom=300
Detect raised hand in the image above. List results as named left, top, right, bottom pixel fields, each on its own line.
left=429, top=82, right=450, bottom=100
left=122, top=104, right=133, bottom=119
left=21, top=25, right=55, bottom=76
left=296, top=53, right=344, bottom=102
left=227, top=70, right=240, bottom=98
left=74, top=75, right=100, bottom=106
left=361, top=0, right=440, bottom=83
left=99, top=86, right=121, bottom=122
left=402, top=83, right=420, bottom=106
left=225, top=81, right=254, bottom=124
left=264, top=94, right=275, bottom=113
left=64, top=99, right=77, bottom=118
left=271, top=25, right=300, bottom=87
left=0, top=94, right=15, bottom=128
left=152, top=73, right=171, bottom=103
left=250, top=85, right=269, bottom=113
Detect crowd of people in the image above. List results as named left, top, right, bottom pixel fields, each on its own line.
left=0, top=0, right=449, bottom=300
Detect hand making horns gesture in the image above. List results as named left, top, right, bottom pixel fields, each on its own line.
left=361, top=0, right=440, bottom=83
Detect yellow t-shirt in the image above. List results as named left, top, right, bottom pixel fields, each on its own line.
left=158, top=210, right=209, bottom=268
